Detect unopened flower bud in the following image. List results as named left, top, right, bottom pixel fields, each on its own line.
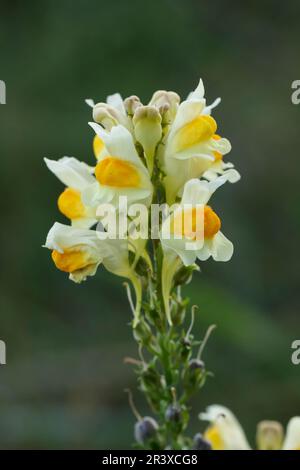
left=135, top=256, right=150, bottom=277
left=256, top=420, right=283, bottom=450
left=93, top=103, right=128, bottom=130
left=134, top=416, right=159, bottom=444
left=193, top=432, right=212, bottom=450
left=133, top=319, right=153, bottom=345
left=141, top=366, right=161, bottom=390
left=173, top=264, right=199, bottom=287
left=124, top=95, right=142, bottom=115
left=133, top=105, right=162, bottom=174
left=165, top=404, right=181, bottom=423
left=182, top=337, right=192, bottom=347
left=180, top=338, right=192, bottom=361
left=189, top=358, right=205, bottom=370
left=149, top=90, right=180, bottom=124
left=171, top=303, right=186, bottom=326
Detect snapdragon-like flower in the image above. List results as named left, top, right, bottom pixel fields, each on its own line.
left=200, top=405, right=300, bottom=450
left=161, top=79, right=235, bottom=203
left=161, top=176, right=234, bottom=266
left=44, top=222, right=142, bottom=323
left=85, top=124, right=153, bottom=209
left=45, top=222, right=130, bottom=281
left=44, top=157, right=97, bottom=229
left=160, top=176, right=233, bottom=324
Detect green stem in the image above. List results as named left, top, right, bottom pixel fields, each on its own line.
left=130, top=145, right=209, bottom=450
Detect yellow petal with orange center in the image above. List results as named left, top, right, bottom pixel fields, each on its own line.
left=212, top=134, right=223, bottom=162
left=51, top=249, right=93, bottom=273
left=204, top=425, right=225, bottom=450
left=58, top=188, right=86, bottom=220
left=93, top=135, right=105, bottom=159
left=175, top=115, right=217, bottom=151
left=95, top=157, right=140, bottom=188
left=171, top=205, right=221, bottom=240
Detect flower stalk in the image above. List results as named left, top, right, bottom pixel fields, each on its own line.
left=128, top=156, right=213, bottom=450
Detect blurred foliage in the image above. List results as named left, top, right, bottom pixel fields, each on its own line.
left=0, top=0, right=300, bottom=449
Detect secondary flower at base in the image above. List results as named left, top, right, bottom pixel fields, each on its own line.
left=200, top=405, right=300, bottom=450
left=44, top=222, right=133, bottom=281
left=44, top=222, right=142, bottom=324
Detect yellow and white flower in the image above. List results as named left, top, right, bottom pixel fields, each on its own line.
left=161, top=79, right=233, bottom=203
left=200, top=405, right=300, bottom=450
left=161, top=176, right=233, bottom=266
left=83, top=124, right=153, bottom=209
left=45, top=222, right=129, bottom=281
left=44, top=157, right=97, bottom=229
left=160, top=176, right=233, bottom=324
left=44, top=222, right=142, bottom=323
left=200, top=405, right=251, bottom=450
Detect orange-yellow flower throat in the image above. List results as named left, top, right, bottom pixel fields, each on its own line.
left=95, top=157, right=141, bottom=188
left=175, top=115, right=217, bottom=151
left=58, top=188, right=86, bottom=220
left=51, top=249, right=94, bottom=273
left=171, top=205, right=221, bottom=240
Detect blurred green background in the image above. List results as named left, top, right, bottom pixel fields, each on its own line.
left=0, top=0, right=300, bottom=449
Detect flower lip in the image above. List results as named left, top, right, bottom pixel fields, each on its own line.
left=174, top=115, right=217, bottom=152
left=170, top=205, right=221, bottom=241
left=57, top=188, right=86, bottom=220
left=51, top=248, right=93, bottom=273
left=95, top=157, right=141, bottom=188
